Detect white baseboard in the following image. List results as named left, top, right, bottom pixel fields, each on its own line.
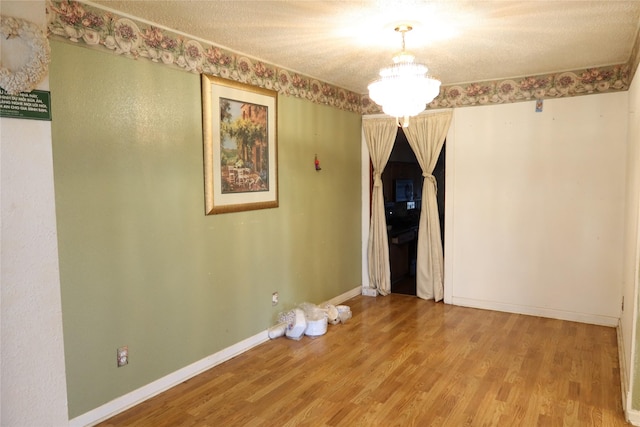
left=628, top=408, right=640, bottom=426
left=323, top=286, right=362, bottom=306
left=70, top=286, right=362, bottom=427
left=70, top=331, right=268, bottom=427
left=451, top=296, right=619, bottom=327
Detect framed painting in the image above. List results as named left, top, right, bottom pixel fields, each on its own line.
left=201, top=74, right=278, bottom=214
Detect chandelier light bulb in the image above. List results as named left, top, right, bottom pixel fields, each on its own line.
left=367, top=25, right=441, bottom=127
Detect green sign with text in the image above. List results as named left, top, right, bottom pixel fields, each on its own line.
left=0, top=89, right=51, bottom=121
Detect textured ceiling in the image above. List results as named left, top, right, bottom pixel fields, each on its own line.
left=93, top=0, right=640, bottom=94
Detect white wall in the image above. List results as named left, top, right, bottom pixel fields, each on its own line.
left=622, top=63, right=640, bottom=417
left=445, top=92, right=628, bottom=326
left=0, top=1, right=69, bottom=425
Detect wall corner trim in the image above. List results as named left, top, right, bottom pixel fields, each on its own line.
left=618, top=319, right=633, bottom=423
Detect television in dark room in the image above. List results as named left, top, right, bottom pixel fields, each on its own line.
left=395, top=179, right=414, bottom=202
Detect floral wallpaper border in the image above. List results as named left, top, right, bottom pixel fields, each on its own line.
left=390, top=63, right=630, bottom=113
left=46, top=0, right=362, bottom=113
left=47, top=0, right=635, bottom=116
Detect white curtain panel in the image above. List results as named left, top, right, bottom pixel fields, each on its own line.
left=363, top=118, right=398, bottom=296
left=404, top=111, right=453, bottom=301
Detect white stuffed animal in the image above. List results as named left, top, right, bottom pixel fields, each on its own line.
left=324, top=304, right=340, bottom=325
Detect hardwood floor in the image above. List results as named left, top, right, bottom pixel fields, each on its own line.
left=99, top=294, right=629, bottom=426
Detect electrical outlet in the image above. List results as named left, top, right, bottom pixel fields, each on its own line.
left=117, top=346, right=128, bottom=367
left=272, top=292, right=279, bottom=306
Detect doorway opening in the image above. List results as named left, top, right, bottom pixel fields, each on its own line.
left=382, top=129, right=446, bottom=296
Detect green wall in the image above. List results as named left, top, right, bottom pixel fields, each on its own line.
left=50, top=41, right=362, bottom=418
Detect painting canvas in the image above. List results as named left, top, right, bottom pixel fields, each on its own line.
left=202, top=74, right=278, bottom=214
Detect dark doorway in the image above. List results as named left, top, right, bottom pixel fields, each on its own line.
left=383, top=129, right=445, bottom=296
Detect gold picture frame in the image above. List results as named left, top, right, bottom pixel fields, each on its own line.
left=201, top=74, right=278, bottom=215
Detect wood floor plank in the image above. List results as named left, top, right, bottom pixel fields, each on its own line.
left=98, top=294, right=629, bottom=426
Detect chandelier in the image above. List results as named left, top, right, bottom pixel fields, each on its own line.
left=367, top=25, right=441, bottom=127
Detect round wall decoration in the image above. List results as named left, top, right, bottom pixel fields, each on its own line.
left=0, top=15, right=51, bottom=95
